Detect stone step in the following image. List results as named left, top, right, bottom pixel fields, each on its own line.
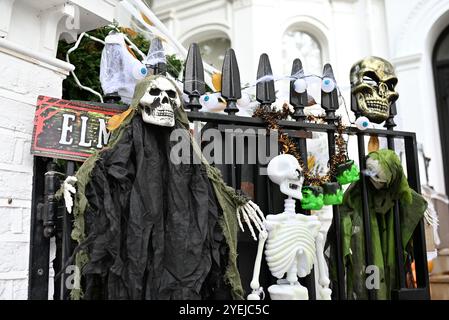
left=431, top=249, right=449, bottom=275
left=430, top=274, right=449, bottom=300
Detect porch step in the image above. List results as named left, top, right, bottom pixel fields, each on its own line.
left=431, top=248, right=449, bottom=275
left=430, top=274, right=449, bottom=300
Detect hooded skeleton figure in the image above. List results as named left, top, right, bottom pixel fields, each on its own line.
left=327, top=149, right=427, bottom=299
left=62, top=75, right=265, bottom=300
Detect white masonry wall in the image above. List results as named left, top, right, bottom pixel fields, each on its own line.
left=0, top=0, right=73, bottom=299
left=0, top=0, right=118, bottom=299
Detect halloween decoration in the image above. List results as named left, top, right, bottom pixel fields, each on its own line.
left=266, top=154, right=304, bottom=199
left=301, top=186, right=324, bottom=211
left=247, top=154, right=331, bottom=300
left=336, top=160, right=360, bottom=185
left=322, top=182, right=343, bottom=206
left=61, top=75, right=267, bottom=300
left=355, top=116, right=370, bottom=131
left=350, top=57, right=399, bottom=124
left=328, top=149, right=427, bottom=299
left=294, top=78, right=307, bottom=93
left=99, top=32, right=147, bottom=104
left=139, top=76, right=180, bottom=127
left=321, top=77, right=336, bottom=93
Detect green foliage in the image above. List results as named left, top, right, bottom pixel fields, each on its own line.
left=57, top=25, right=183, bottom=102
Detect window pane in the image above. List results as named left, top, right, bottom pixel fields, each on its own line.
left=282, top=30, right=322, bottom=76
left=198, top=38, right=231, bottom=69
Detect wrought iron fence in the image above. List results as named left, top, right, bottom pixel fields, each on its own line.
left=28, top=43, right=430, bottom=300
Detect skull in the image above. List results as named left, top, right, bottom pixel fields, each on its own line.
left=267, top=154, right=304, bottom=199
left=139, top=76, right=181, bottom=127
left=350, top=57, right=399, bottom=124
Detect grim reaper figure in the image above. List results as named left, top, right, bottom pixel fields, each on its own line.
left=62, top=75, right=265, bottom=300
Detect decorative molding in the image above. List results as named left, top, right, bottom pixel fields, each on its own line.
left=179, top=23, right=231, bottom=46
left=38, top=3, right=76, bottom=56
left=0, top=0, right=16, bottom=38
left=0, top=38, right=74, bottom=75
left=391, top=53, right=422, bottom=72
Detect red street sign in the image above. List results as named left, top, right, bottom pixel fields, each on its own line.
left=31, top=96, right=128, bottom=162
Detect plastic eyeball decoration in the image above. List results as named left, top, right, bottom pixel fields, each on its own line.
left=294, top=78, right=308, bottom=94
left=200, top=94, right=219, bottom=110
left=132, top=62, right=148, bottom=80
left=355, top=116, right=370, bottom=131
left=237, top=92, right=251, bottom=108
left=321, top=77, right=336, bottom=93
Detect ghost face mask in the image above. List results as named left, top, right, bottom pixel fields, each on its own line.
left=366, top=157, right=389, bottom=189
left=139, top=77, right=181, bottom=127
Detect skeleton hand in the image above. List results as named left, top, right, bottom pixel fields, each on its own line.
left=63, top=176, right=77, bottom=214
left=237, top=200, right=266, bottom=241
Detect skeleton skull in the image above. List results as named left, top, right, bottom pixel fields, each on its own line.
left=267, top=154, right=304, bottom=199
left=350, top=57, right=399, bottom=124
left=139, top=76, right=181, bottom=127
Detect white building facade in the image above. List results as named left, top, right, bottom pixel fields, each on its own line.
left=0, top=0, right=448, bottom=299
left=0, top=0, right=119, bottom=299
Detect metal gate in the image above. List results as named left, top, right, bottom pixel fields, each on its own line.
left=28, top=44, right=430, bottom=300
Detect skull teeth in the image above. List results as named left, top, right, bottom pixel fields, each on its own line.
left=156, top=110, right=174, bottom=118
left=365, top=99, right=389, bottom=113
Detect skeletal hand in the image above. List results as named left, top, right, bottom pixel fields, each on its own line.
left=63, top=176, right=77, bottom=214
left=237, top=200, right=267, bottom=241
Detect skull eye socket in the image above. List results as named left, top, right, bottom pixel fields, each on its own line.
left=166, top=90, right=177, bottom=99
left=362, top=72, right=379, bottom=87
left=149, top=88, right=161, bottom=96
left=385, top=79, right=398, bottom=91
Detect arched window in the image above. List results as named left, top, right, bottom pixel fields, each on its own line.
left=197, top=37, right=231, bottom=69
left=282, top=30, right=322, bottom=76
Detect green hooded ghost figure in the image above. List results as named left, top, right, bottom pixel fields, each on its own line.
left=329, top=149, right=427, bottom=300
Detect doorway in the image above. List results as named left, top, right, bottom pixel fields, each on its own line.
left=433, top=25, right=449, bottom=194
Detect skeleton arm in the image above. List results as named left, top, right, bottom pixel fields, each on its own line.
left=247, top=229, right=268, bottom=300
left=315, top=231, right=332, bottom=300
left=237, top=200, right=267, bottom=240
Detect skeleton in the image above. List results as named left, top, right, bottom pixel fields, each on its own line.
left=350, top=56, right=399, bottom=124
left=247, top=154, right=331, bottom=300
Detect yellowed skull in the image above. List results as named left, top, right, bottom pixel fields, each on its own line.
left=350, top=57, right=399, bottom=124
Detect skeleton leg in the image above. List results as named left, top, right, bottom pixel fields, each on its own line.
left=315, top=231, right=332, bottom=300
left=247, top=230, right=268, bottom=300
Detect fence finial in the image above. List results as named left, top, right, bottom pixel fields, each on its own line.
left=256, top=53, right=275, bottom=110
left=290, top=59, right=307, bottom=122
left=222, top=49, right=242, bottom=115
left=321, top=63, right=339, bottom=121
left=184, top=43, right=206, bottom=111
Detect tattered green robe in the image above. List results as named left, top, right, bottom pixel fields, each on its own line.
left=330, top=149, right=427, bottom=299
